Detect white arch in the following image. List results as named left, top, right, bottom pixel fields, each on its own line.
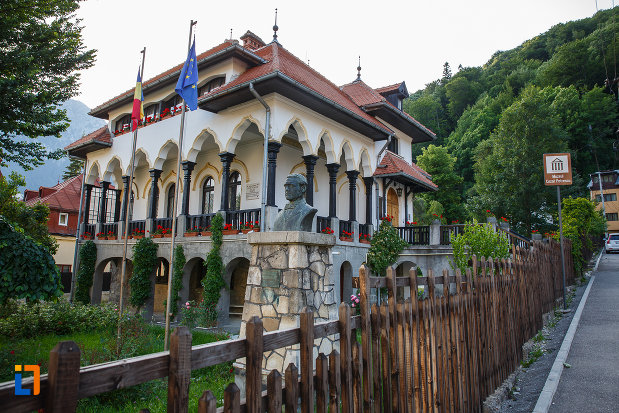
left=226, top=116, right=264, bottom=154
left=339, top=140, right=355, bottom=171
left=317, top=130, right=336, bottom=164
left=86, top=161, right=100, bottom=185
left=280, top=117, right=313, bottom=155
left=358, top=148, right=372, bottom=177
left=103, top=156, right=123, bottom=183
left=187, top=128, right=222, bottom=162
left=125, top=148, right=151, bottom=175
left=154, top=140, right=179, bottom=170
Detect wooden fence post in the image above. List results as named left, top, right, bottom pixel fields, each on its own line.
left=358, top=265, right=373, bottom=412
left=168, top=327, right=192, bottom=413
left=285, top=363, right=298, bottom=413
left=246, top=316, right=263, bottom=413
left=267, top=370, right=282, bottom=413
left=300, top=308, right=314, bottom=413
left=224, top=383, right=240, bottom=413
left=198, top=390, right=216, bottom=413
left=316, top=353, right=329, bottom=413
left=329, top=350, right=341, bottom=413
left=339, top=302, right=353, bottom=413
left=46, top=341, right=81, bottom=413
left=386, top=266, right=402, bottom=413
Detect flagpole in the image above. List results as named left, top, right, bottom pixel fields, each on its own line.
left=164, top=19, right=197, bottom=350
left=118, top=47, right=146, bottom=346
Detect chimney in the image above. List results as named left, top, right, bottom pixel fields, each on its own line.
left=240, top=30, right=266, bottom=51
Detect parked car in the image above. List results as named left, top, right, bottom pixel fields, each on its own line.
left=605, top=234, right=619, bottom=253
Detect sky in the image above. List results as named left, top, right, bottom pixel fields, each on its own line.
left=75, top=0, right=615, bottom=110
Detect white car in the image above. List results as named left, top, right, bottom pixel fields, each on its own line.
left=606, top=234, right=619, bottom=253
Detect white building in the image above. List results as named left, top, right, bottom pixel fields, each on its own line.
left=66, top=30, right=438, bottom=320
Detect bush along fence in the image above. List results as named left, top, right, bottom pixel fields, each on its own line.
left=0, top=239, right=573, bottom=412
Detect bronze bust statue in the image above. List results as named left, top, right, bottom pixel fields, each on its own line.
left=273, top=174, right=317, bottom=232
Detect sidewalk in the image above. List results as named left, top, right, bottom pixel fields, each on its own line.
left=546, top=252, right=619, bottom=412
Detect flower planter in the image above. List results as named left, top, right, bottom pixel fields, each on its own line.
left=200, top=231, right=212, bottom=236
left=360, top=239, right=371, bottom=244
left=163, top=234, right=172, bottom=238
left=151, top=234, right=163, bottom=239
left=133, top=235, right=145, bottom=240
left=82, top=236, right=93, bottom=241
left=339, top=237, right=353, bottom=242
left=253, top=228, right=260, bottom=232
left=222, top=229, right=240, bottom=235
left=106, top=236, right=117, bottom=241
left=184, top=232, right=198, bottom=237
left=241, top=229, right=252, bottom=234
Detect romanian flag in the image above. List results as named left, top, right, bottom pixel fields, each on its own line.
left=175, top=40, right=198, bottom=110
left=131, top=69, right=144, bottom=130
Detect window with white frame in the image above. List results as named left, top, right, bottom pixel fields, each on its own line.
left=59, top=212, right=69, bottom=226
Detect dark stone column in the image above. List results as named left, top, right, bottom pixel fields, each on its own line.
left=382, top=178, right=387, bottom=218
left=404, top=187, right=410, bottom=223
left=114, top=189, right=122, bottom=222
left=120, top=176, right=130, bottom=221
left=181, top=161, right=196, bottom=215
left=83, top=184, right=93, bottom=226
left=267, top=142, right=282, bottom=207
left=303, top=155, right=318, bottom=206
left=363, top=177, right=374, bottom=225
left=346, top=170, right=360, bottom=222
left=219, top=152, right=235, bottom=211
left=326, top=163, right=340, bottom=218
left=148, top=169, right=162, bottom=219
left=98, top=181, right=110, bottom=223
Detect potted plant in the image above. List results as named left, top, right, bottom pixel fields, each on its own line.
left=321, top=227, right=334, bottom=235
left=252, top=220, right=260, bottom=232
left=131, top=228, right=145, bottom=239
left=96, top=232, right=106, bottom=240
left=240, top=221, right=254, bottom=234
left=200, top=225, right=212, bottom=236
left=152, top=225, right=164, bottom=238
left=222, top=223, right=239, bottom=235
left=359, top=233, right=371, bottom=244
left=160, top=107, right=170, bottom=119
left=184, top=226, right=199, bottom=237
left=106, top=230, right=117, bottom=240
left=340, top=230, right=353, bottom=242
left=162, top=227, right=173, bottom=238
left=82, top=232, right=93, bottom=240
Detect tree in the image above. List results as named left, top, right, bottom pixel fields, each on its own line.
left=441, top=62, right=452, bottom=85
left=0, top=217, right=62, bottom=304
left=130, top=238, right=158, bottom=313
left=0, top=0, right=96, bottom=170
left=469, top=86, right=568, bottom=233
left=75, top=240, right=96, bottom=304
left=416, top=145, right=464, bottom=222
left=62, top=156, right=84, bottom=180
left=0, top=172, right=58, bottom=254
left=450, top=220, right=510, bottom=273
left=202, top=213, right=225, bottom=325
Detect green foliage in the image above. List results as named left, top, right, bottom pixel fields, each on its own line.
left=164, top=245, right=185, bottom=318
left=367, top=218, right=408, bottom=276
left=0, top=217, right=62, bottom=304
left=62, top=156, right=84, bottom=180
left=552, top=197, right=606, bottom=274
left=202, top=213, right=225, bottom=325
left=412, top=198, right=444, bottom=225
left=416, top=145, right=464, bottom=221
left=0, top=172, right=58, bottom=254
left=75, top=240, right=97, bottom=304
left=130, top=238, right=158, bottom=313
left=450, top=220, right=510, bottom=273
left=0, top=299, right=117, bottom=339
left=0, top=0, right=96, bottom=170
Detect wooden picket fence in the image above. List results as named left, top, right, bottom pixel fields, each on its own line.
left=0, top=239, right=573, bottom=412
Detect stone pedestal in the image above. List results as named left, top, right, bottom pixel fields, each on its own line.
left=235, top=231, right=338, bottom=393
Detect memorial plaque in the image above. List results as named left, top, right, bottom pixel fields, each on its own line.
left=261, top=269, right=281, bottom=287
left=246, top=183, right=259, bottom=200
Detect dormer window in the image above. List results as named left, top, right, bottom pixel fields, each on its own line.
left=198, top=77, right=225, bottom=97
left=387, top=137, right=399, bottom=155
left=115, top=114, right=131, bottom=132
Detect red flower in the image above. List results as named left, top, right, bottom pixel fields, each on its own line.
left=10, top=350, right=14, bottom=354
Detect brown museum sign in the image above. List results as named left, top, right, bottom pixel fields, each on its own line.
left=543, top=153, right=572, bottom=186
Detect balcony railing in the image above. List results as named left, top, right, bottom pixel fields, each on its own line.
left=397, top=226, right=430, bottom=245
left=226, top=208, right=261, bottom=231
left=186, top=214, right=215, bottom=232
left=339, top=220, right=353, bottom=237
left=128, top=220, right=146, bottom=235
left=101, top=222, right=118, bottom=237
left=83, top=223, right=96, bottom=237
left=153, top=217, right=176, bottom=235
left=359, top=223, right=371, bottom=237
left=440, top=224, right=465, bottom=245
left=316, top=216, right=330, bottom=234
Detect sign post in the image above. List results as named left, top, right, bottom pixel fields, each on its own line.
left=543, top=153, right=572, bottom=310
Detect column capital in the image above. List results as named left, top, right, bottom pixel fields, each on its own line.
left=181, top=160, right=196, bottom=172
left=121, top=175, right=130, bottom=185
left=218, top=152, right=236, bottom=163
left=302, top=154, right=319, bottom=167
left=267, top=140, right=282, bottom=153
left=363, top=176, right=374, bottom=188
left=345, top=170, right=360, bottom=182
left=100, top=180, right=111, bottom=189
left=326, top=163, right=340, bottom=176
left=149, top=168, right=162, bottom=179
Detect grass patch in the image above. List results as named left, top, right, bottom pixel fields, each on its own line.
left=532, top=331, right=546, bottom=343
left=521, top=345, right=544, bottom=368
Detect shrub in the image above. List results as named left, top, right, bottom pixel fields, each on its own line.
left=75, top=240, right=97, bottom=304
left=451, top=219, right=510, bottom=273
left=164, top=245, right=185, bottom=318
left=202, top=213, right=225, bottom=326
left=367, top=217, right=408, bottom=276
left=130, top=237, right=158, bottom=313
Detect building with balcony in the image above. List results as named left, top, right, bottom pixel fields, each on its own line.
left=65, top=30, right=440, bottom=321
left=589, top=170, right=619, bottom=233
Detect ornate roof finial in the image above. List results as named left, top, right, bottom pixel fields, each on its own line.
left=230, top=28, right=233, bottom=40
left=273, top=8, right=279, bottom=43
left=356, top=56, right=361, bottom=81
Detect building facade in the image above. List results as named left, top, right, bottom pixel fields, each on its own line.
left=589, top=170, right=619, bottom=233
left=66, top=31, right=439, bottom=320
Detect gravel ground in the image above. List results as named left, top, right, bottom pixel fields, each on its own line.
left=496, top=269, right=593, bottom=413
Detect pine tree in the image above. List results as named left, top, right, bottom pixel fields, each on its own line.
left=441, top=62, right=452, bottom=85
left=62, top=156, right=84, bottom=180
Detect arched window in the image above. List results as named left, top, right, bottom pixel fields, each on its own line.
left=228, top=172, right=241, bottom=211
left=198, top=77, right=225, bottom=97
left=166, top=184, right=176, bottom=218
left=202, top=177, right=215, bottom=214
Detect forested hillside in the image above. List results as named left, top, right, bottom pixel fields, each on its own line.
left=405, top=7, right=618, bottom=234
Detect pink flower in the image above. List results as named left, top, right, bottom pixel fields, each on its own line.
left=351, top=303, right=355, bottom=308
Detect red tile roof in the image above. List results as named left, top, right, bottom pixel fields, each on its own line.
left=64, top=126, right=112, bottom=151
left=24, top=175, right=83, bottom=212
left=373, top=151, right=437, bottom=190
left=340, top=80, right=386, bottom=106
left=202, top=42, right=392, bottom=133
left=375, top=83, right=402, bottom=94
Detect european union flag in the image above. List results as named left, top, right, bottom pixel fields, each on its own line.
left=175, top=40, right=199, bottom=110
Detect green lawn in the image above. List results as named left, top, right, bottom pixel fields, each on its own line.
left=1, top=324, right=234, bottom=412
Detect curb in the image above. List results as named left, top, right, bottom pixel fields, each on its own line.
left=532, top=274, right=596, bottom=412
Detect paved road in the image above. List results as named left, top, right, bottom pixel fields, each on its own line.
left=549, top=252, right=619, bottom=412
